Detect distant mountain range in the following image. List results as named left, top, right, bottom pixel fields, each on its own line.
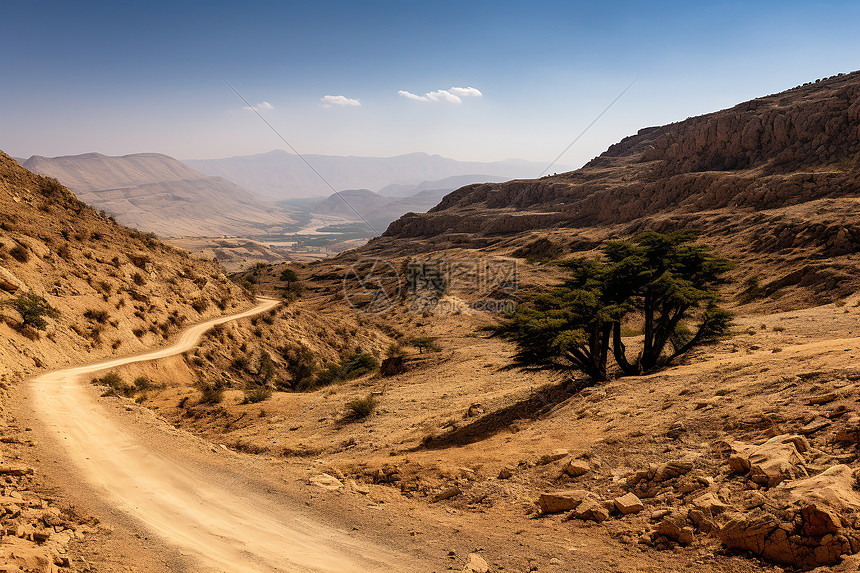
left=186, top=150, right=554, bottom=200
left=22, top=153, right=297, bottom=238
left=309, top=188, right=452, bottom=233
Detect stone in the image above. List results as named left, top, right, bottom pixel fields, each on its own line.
left=569, top=498, right=609, bottom=522
left=537, top=449, right=569, bottom=465
left=348, top=480, right=370, bottom=495
left=308, top=473, right=343, bottom=491
left=808, top=392, right=838, bottom=405
left=562, top=459, right=590, bottom=477
left=434, top=485, right=462, bottom=502
left=728, top=437, right=807, bottom=487
left=613, top=493, right=644, bottom=515
left=0, top=266, right=25, bottom=294
left=538, top=489, right=591, bottom=514
left=800, top=418, right=831, bottom=435
left=692, top=492, right=730, bottom=515
left=497, top=467, right=513, bottom=480
left=653, top=460, right=693, bottom=482
left=656, top=514, right=694, bottom=544
left=462, top=553, right=489, bottom=573
left=0, top=465, right=34, bottom=476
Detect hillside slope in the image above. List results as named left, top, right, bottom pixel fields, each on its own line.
left=23, top=152, right=297, bottom=237
left=372, top=71, right=860, bottom=308
left=0, top=151, right=253, bottom=384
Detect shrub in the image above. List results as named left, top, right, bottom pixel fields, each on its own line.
left=344, top=394, right=377, bottom=420
left=242, top=386, right=272, bottom=404
left=84, top=309, right=110, bottom=323
left=3, top=294, right=60, bottom=330
left=280, top=269, right=299, bottom=282
left=39, top=177, right=64, bottom=197
left=93, top=372, right=135, bottom=397
left=198, top=384, right=224, bottom=405
left=511, top=237, right=563, bottom=262
left=409, top=337, right=442, bottom=353
left=191, top=298, right=209, bottom=313
left=132, top=272, right=146, bottom=286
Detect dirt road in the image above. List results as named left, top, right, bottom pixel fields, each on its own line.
left=27, top=299, right=415, bottom=572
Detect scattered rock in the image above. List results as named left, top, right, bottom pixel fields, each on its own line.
left=462, top=553, right=489, bottom=573
left=808, top=392, right=838, bottom=405
left=537, top=449, right=569, bottom=466
left=0, top=266, right=25, bottom=294
left=434, top=485, right=462, bottom=502
left=0, top=465, right=34, bottom=476
left=656, top=513, right=695, bottom=544
left=691, top=492, right=730, bottom=515
left=562, top=459, right=590, bottom=478
left=728, top=435, right=807, bottom=487
left=498, top=467, right=514, bottom=480
left=800, top=418, right=831, bottom=435
left=613, top=493, right=644, bottom=515
left=569, top=497, right=609, bottom=522
left=538, top=490, right=591, bottom=514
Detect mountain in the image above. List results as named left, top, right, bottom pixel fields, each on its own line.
left=377, top=174, right=510, bottom=197
left=310, top=187, right=452, bottom=232
left=367, top=70, right=860, bottom=308
left=22, top=152, right=297, bottom=237
left=186, top=150, right=558, bottom=200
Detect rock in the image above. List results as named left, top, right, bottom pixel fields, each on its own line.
left=613, top=493, right=644, bottom=515
left=465, top=404, right=484, bottom=418
left=497, top=467, right=514, bottom=480
left=0, top=266, right=25, bottom=293
left=656, top=514, right=694, bottom=544
left=434, top=485, right=462, bottom=502
left=653, top=460, right=693, bottom=482
left=0, top=465, right=34, bottom=476
left=462, top=553, right=489, bottom=573
left=537, top=449, right=569, bottom=465
left=808, top=392, right=838, bottom=405
left=800, top=418, right=831, bottom=435
left=728, top=436, right=807, bottom=487
left=562, top=459, right=590, bottom=477
left=719, top=465, right=860, bottom=569
left=348, top=480, right=370, bottom=495
left=538, top=489, right=591, bottom=514
left=692, top=492, right=730, bottom=515
left=569, top=498, right=609, bottom=522
left=650, top=509, right=672, bottom=520
left=308, top=473, right=343, bottom=491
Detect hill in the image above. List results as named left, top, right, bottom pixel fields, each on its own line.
left=0, top=150, right=253, bottom=383
left=23, top=152, right=298, bottom=237
left=186, top=150, right=558, bottom=200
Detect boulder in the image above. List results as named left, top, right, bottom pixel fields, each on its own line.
left=497, top=467, right=514, bottom=480
left=569, top=498, right=609, bottom=522
left=462, top=553, right=489, bottom=573
left=719, top=465, right=860, bottom=569
left=691, top=492, right=730, bottom=515
left=613, top=493, right=644, bottom=515
left=538, top=489, right=591, bottom=514
left=537, top=449, right=569, bottom=465
left=0, top=266, right=25, bottom=294
left=433, top=485, right=461, bottom=502
left=562, top=459, right=590, bottom=477
left=656, top=513, right=695, bottom=544
left=728, top=435, right=807, bottom=487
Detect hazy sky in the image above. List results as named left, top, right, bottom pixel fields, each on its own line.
left=3, top=1, right=859, bottom=169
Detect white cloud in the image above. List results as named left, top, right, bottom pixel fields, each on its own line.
left=398, top=86, right=483, bottom=104
left=242, top=101, right=274, bottom=113
left=321, top=95, right=361, bottom=107
left=449, top=86, right=482, bottom=98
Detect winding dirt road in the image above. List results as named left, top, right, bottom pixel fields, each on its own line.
left=28, top=299, right=414, bottom=572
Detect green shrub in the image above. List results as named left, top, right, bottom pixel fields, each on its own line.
left=280, top=269, right=299, bottom=282
left=93, top=372, right=135, bottom=397
left=344, top=394, right=377, bottom=420
left=409, top=337, right=442, bottom=353
left=39, top=177, right=64, bottom=197
left=3, top=294, right=59, bottom=330
left=84, top=309, right=110, bottom=324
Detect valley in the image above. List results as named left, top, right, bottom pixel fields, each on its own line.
left=3, top=68, right=860, bottom=573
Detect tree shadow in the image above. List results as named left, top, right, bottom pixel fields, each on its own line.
left=416, top=377, right=593, bottom=450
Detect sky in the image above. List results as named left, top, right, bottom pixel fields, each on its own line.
left=2, top=0, right=860, bottom=169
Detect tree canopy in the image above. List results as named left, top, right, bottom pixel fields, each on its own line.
left=494, top=231, right=733, bottom=381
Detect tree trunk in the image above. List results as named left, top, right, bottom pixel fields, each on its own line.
left=612, top=321, right=641, bottom=375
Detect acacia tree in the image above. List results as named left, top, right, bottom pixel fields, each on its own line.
left=494, top=231, right=732, bottom=381
left=3, top=293, right=60, bottom=330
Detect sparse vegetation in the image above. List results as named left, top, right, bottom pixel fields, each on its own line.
left=198, top=383, right=224, bottom=405
left=242, top=386, right=272, bottom=404
left=344, top=394, right=377, bottom=420
left=280, top=268, right=298, bottom=282
left=3, top=293, right=60, bottom=330
left=409, top=336, right=442, bottom=353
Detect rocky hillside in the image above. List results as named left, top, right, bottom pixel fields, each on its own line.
left=0, top=150, right=254, bottom=384
left=372, top=71, right=860, bottom=308
left=22, top=152, right=297, bottom=237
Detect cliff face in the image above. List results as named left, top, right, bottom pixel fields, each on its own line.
left=383, top=71, right=860, bottom=240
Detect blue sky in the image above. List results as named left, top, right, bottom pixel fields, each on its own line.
left=2, top=1, right=859, bottom=168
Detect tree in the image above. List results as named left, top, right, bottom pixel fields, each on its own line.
left=492, top=231, right=732, bottom=381
left=3, top=293, right=60, bottom=330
